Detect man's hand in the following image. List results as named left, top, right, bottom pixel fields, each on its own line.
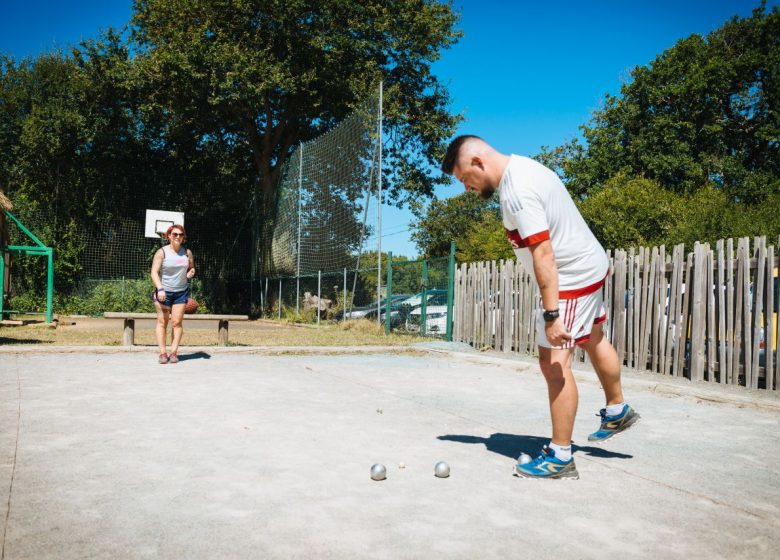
left=545, top=318, right=572, bottom=347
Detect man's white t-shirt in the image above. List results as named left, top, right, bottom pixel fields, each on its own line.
left=499, top=155, right=609, bottom=298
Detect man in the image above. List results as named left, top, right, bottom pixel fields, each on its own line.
left=441, top=135, right=639, bottom=480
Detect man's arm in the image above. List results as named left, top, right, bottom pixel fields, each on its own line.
left=529, top=240, right=571, bottom=346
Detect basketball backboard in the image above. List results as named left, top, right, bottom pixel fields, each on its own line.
left=145, top=209, right=185, bottom=239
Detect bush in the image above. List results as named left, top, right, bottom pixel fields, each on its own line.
left=9, top=278, right=211, bottom=316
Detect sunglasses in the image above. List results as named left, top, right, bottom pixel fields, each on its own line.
left=170, top=233, right=185, bottom=238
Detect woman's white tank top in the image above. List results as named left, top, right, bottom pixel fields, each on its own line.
left=161, top=246, right=189, bottom=292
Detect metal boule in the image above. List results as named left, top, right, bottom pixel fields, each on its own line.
left=434, top=461, right=450, bottom=478
left=517, top=453, right=533, bottom=465
left=370, top=463, right=387, bottom=481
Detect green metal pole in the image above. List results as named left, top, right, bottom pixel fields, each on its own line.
left=421, top=259, right=428, bottom=337
left=46, top=247, right=54, bottom=323
left=0, top=250, right=5, bottom=318
left=385, top=252, right=393, bottom=335
left=446, top=241, right=456, bottom=342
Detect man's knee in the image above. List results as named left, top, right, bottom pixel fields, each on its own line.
left=538, top=348, right=572, bottom=379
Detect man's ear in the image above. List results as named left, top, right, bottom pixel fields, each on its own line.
left=471, top=155, right=485, bottom=170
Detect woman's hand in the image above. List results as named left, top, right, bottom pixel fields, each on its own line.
left=156, top=289, right=167, bottom=302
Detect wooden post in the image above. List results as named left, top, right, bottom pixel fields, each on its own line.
left=706, top=245, right=716, bottom=382
left=767, top=245, right=776, bottom=391
left=690, top=244, right=706, bottom=382
left=626, top=247, right=635, bottom=368
left=717, top=240, right=726, bottom=384
left=123, top=318, right=135, bottom=346
left=676, top=252, right=693, bottom=378
left=726, top=238, right=735, bottom=384
left=742, top=238, right=753, bottom=385
left=751, top=238, right=766, bottom=389
left=218, top=320, right=229, bottom=346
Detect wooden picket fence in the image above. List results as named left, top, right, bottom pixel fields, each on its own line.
left=453, top=236, right=779, bottom=391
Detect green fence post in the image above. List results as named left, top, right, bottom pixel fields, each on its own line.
left=446, top=241, right=456, bottom=342
left=0, top=250, right=5, bottom=318
left=46, top=247, right=54, bottom=323
left=421, top=259, right=428, bottom=337
left=385, top=252, right=393, bottom=335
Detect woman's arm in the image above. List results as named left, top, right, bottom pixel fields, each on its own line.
left=186, top=249, right=196, bottom=279
left=151, top=249, right=166, bottom=301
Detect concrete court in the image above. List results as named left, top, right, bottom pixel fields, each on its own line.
left=1, top=345, right=779, bottom=560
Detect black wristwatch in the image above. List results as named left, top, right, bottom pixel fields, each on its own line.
left=543, top=309, right=560, bottom=322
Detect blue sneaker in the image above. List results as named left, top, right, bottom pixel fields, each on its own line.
left=514, top=446, right=579, bottom=479
left=588, top=404, right=640, bottom=442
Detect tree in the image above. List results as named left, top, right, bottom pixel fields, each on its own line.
left=578, top=174, right=683, bottom=250
left=131, top=0, right=462, bottom=221
left=411, top=192, right=498, bottom=258
left=552, top=4, right=780, bottom=200
left=456, top=210, right=514, bottom=263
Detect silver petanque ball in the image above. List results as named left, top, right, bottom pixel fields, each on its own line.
left=434, top=461, right=450, bottom=478
left=370, top=463, right=387, bottom=481
left=517, top=453, right=533, bottom=465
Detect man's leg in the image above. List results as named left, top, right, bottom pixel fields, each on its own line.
left=538, top=346, right=577, bottom=446
left=580, top=323, right=624, bottom=406
left=581, top=322, right=639, bottom=441
left=514, top=345, right=580, bottom=479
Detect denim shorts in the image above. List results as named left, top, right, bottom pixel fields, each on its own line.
left=153, top=288, right=189, bottom=307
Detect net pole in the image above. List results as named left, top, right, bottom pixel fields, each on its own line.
left=376, top=81, right=383, bottom=322
left=296, top=143, right=303, bottom=314
left=343, top=267, right=347, bottom=322
left=317, top=270, right=322, bottom=326
left=278, top=278, right=283, bottom=320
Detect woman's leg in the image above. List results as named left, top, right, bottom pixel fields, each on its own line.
left=155, top=302, right=170, bottom=356
left=169, top=303, right=186, bottom=356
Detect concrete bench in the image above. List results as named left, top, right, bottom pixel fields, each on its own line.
left=103, top=312, right=250, bottom=346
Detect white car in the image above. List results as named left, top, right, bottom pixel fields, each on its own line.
left=408, top=304, right=448, bottom=334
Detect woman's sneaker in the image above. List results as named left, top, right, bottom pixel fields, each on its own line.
left=588, top=404, right=640, bottom=442
left=514, top=446, right=579, bottom=479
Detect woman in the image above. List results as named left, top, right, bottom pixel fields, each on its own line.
left=151, top=224, right=195, bottom=364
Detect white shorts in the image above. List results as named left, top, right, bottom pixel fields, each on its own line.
left=536, top=290, right=607, bottom=349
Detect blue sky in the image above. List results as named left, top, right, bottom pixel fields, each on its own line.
left=1, top=0, right=774, bottom=257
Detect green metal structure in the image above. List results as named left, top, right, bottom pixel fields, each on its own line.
left=1, top=210, right=54, bottom=323
left=383, top=242, right=456, bottom=341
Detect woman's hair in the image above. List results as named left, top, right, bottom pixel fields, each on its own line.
left=166, top=224, right=187, bottom=240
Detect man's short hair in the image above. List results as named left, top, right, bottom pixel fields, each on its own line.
left=441, top=134, right=483, bottom=175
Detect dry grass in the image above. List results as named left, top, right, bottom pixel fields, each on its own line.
left=0, top=317, right=427, bottom=347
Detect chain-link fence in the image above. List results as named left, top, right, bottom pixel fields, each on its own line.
left=261, top=244, right=456, bottom=339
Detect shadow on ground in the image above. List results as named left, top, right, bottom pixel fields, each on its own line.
left=0, top=337, right=49, bottom=345
left=438, top=433, right=632, bottom=460
left=176, top=351, right=211, bottom=361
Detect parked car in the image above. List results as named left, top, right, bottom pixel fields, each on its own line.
left=363, top=294, right=414, bottom=327
left=396, top=289, right=450, bottom=334
left=408, top=304, right=449, bottom=334
left=334, top=294, right=411, bottom=320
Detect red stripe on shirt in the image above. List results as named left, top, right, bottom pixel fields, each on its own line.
left=505, top=228, right=550, bottom=249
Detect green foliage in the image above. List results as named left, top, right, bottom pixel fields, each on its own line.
left=2, top=2, right=463, bottom=310
left=411, top=192, right=498, bottom=258
left=537, top=3, right=780, bottom=249
left=552, top=5, right=780, bottom=201
left=455, top=210, right=515, bottom=263
left=10, top=278, right=212, bottom=316
left=579, top=175, right=780, bottom=250
left=132, top=0, right=462, bottom=208
left=579, top=175, right=683, bottom=250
